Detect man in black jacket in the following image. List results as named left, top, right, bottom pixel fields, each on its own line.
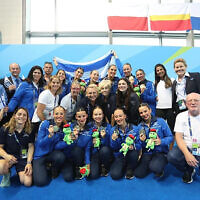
left=0, top=63, right=22, bottom=102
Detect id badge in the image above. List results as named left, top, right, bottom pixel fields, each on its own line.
left=21, top=149, right=28, bottom=159
left=192, top=138, right=200, bottom=156
left=178, top=100, right=186, bottom=110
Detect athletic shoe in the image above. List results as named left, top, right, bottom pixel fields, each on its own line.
left=0, top=173, right=11, bottom=187
left=182, top=169, right=195, bottom=184
left=101, top=165, right=109, bottom=177
left=75, top=167, right=83, bottom=180
left=155, top=171, right=164, bottom=178
left=125, top=169, right=134, bottom=180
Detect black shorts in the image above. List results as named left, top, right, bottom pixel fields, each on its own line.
left=14, top=159, right=27, bottom=173
left=0, top=157, right=27, bottom=173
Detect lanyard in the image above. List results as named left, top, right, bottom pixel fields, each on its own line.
left=188, top=115, right=193, bottom=137
left=13, top=132, right=22, bottom=147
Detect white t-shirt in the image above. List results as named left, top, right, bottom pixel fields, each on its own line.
left=174, top=111, right=200, bottom=149
left=156, top=79, right=174, bottom=109
left=60, top=93, right=80, bottom=121
left=32, top=89, right=59, bottom=122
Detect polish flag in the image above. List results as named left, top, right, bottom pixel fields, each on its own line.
left=107, top=4, right=148, bottom=31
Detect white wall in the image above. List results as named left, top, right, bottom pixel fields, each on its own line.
left=0, top=0, right=23, bottom=44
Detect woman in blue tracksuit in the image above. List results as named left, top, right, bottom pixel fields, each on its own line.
left=33, top=106, right=66, bottom=186
left=134, top=103, right=173, bottom=178
left=87, top=106, right=113, bottom=179
left=55, top=107, right=92, bottom=181
left=56, top=69, right=70, bottom=103
left=136, top=69, right=157, bottom=116
left=102, top=64, right=119, bottom=95
left=8, top=66, right=44, bottom=120
left=110, top=108, right=141, bottom=180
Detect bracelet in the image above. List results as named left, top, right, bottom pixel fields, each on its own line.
left=27, top=161, right=32, bottom=164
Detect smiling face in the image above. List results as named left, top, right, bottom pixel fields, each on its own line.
left=50, top=77, right=61, bottom=93
left=108, top=65, right=117, bottom=79
left=174, top=61, right=187, bottom=78
left=186, top=93, right=200, bottom=116
left=75, top=111, right=88, bottom=127
left=123, top=64, right=132, bottom=77
left=71, top=83, right=81, bottom=97
left=118, top=79, right=128, bottom=92
left=90, top=70, right=99, bottom=83
left=57, top=70, right=66, bottom=82
left=86, top=87, right=98, bottom=102
left=156, top=66, right=166, bottom=79
left=93, top=107, right=104, bottom=124
left=32, top=69, right=42, bottom=83
left=136, top=70, right=145, bottom=82
left=139, top=106, right=151, bottom=122
left=14, top=108, right=28, bottom=126
left=114, top=109, right=126, bottom=126
left=74, top=68, right=84, bottom=80
left=100, top=85, right=110, bottom=97
left=9, top=63, right=21, bottom=78
left=53, top=106, right=65, bottom=125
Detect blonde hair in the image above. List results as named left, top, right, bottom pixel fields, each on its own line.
left=4, top=107, right=32, bottom=134
left=174, top=58, right=187, bottom=68
left=45, top=75, right=62, bottom=95
left=98, top=80, right=112, bottom=91
left=86, top=84, right=99, bottom=95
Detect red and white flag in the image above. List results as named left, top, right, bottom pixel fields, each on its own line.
left=107, top=4, right=148, bottom=31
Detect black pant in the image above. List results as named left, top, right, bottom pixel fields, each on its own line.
left=134, top=152, right=168, bottom=178
left=156, top=108, right=175, bottom=134
left=110, top=150, right=139, bottom=180
left=33, top=150, right=66, bottom=186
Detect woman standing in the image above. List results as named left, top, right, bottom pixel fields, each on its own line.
left=110, top=108, right=140, bottom=180
left=0, top=107, right=34, bottom=187
left=134, top=103, right=173, bottom=178
left=33, top=106, right=66, bottom=186
left=56, top=69, right=70, bottom=103
left=87, top=70, right=99, bottom=86
left=8, top=66, right=44, bottom=120
left=172, top=58, right=200, bottom=115
left=103, top=64, right=119, bottom=94
left=136, top=69, right=157, bottom=116
left=154, top=64, right=175, bottom=133
left=98, top=80, right=116, bottom=124
left=32, top=75, right=62, bottom=130
left=116, top=78, right=140, bottom=125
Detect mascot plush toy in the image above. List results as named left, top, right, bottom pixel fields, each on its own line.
left=79, top=165, right=90, bottom=178
left=133, top=84, right=141, bottom=97
left=146, top=129, right=157, bottom=151
left=119, top=134, right=135, bottom=156
left=63, top=124, right=73, bottom=145
left=92, top=129, right=101, bottom=148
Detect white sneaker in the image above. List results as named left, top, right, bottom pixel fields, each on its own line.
left=0, top=173, right=11, bottom=187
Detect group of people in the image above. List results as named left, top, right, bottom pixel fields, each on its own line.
left=0, top=56, right=199, bottom=187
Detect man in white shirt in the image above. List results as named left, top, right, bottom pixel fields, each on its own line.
left=168, top=92, right=200, bottom=183
left=60, top=81, right=81, bottom=122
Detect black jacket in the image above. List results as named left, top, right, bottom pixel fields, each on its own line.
left=172, top=72, right=200, bottom=114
